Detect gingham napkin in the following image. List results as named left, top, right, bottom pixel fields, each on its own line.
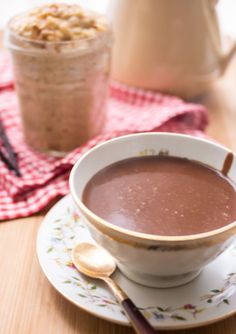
left=0, top=52, right=208, bottom=220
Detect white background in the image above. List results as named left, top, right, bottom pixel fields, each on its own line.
left=0, top=0, right=236, bottom=38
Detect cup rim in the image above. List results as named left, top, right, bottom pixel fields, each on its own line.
left=69, top=132, right=236, bottom=243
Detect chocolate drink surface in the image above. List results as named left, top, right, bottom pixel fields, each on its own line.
left=82, top=156, right=236, bottom=236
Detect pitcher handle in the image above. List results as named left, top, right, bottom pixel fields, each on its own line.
left=221, top=36, right=236, bottom=75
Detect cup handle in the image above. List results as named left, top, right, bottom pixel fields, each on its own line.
left=220, top=37, right=236, bottom=74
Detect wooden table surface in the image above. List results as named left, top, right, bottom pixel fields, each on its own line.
left=1, top=47, right=236, bottom=334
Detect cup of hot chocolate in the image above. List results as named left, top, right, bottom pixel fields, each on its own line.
left=70, top=133, right=236, bottom=288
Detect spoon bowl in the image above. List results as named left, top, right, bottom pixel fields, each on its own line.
left=72, top=243, right=116, bottom=278
left=72, top=242, right=156, bottom=334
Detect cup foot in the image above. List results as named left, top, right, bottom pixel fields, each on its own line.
left=118, top=264, right=202, bottom=288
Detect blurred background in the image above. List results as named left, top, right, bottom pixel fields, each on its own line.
left=0, top=0, right=236, bottom=39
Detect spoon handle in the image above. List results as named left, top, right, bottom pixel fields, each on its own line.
left=121, top=298, right=157, bottom=334
left=104, top=277, right=156, bottom=334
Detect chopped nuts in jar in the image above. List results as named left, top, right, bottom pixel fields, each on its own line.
left=10, top=3, right=107, bottom=42
left=6, top=4, right=112, bottom=154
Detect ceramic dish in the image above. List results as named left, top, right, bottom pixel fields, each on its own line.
left=37, top=195, right=236, bottom=330
left=69, top=133, right=236, bottom=287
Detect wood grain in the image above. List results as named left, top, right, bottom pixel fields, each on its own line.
left=1, top=37, right=236, bottom=334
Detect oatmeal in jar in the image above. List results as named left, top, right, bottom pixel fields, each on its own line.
left=6, top=3, right=112, bottom=154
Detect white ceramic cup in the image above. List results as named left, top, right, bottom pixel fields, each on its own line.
left=70, top=133, right=236, bottom=288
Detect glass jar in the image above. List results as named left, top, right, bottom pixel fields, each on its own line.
left=6, top=10, right=112, bottom=155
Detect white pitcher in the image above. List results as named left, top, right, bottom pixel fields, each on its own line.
left=109, top=0, right=236, bottom=98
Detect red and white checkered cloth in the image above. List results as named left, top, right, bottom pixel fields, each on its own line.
left=0, top=52, right=208, bottom=220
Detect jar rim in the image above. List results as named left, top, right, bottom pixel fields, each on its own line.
left=5, top=9, right=112, bottom=55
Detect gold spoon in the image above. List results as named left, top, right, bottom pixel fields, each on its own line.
left=72, top=243, right=156, bottom=334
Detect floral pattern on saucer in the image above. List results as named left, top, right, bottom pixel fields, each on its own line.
left=37, top=195, right=236, bottom=329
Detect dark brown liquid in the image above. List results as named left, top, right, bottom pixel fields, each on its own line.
left=82, top=156, right=236, bottom=236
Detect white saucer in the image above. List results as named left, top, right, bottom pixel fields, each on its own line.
left=37, top=195, right=236, bottom=330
